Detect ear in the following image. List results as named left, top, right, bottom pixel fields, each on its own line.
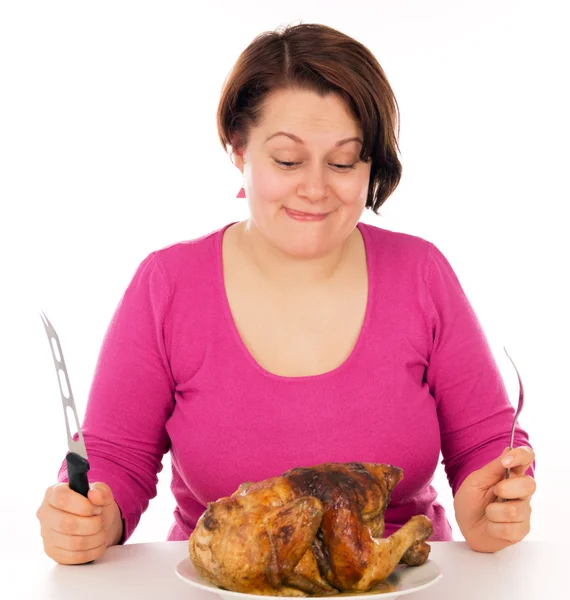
left=232, top=146, right=245, bottom=173
left=229, top=133, right=245, bottom=174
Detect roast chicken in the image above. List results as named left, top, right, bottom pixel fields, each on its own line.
left=189, top=462, right=433, bottom=596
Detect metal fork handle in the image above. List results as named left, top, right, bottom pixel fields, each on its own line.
left=504, top=347, right=524, bottom=481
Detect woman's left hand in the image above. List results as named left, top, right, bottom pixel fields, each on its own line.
left=453, top=446, right=536, bottom=553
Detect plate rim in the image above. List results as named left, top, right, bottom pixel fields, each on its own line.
left=175, top=557, right=443, bottom=599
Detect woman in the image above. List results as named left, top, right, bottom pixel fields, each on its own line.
left=36, top=22, right=535, bottom=565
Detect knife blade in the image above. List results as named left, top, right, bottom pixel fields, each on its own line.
left=40, top=311, right=90, bottom=497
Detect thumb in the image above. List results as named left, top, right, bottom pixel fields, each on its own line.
left=469, top=447, right=511, bottom=490
left=87, top=482, right=115, bottom=509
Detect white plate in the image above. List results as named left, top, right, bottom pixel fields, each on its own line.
left=175, top=558, right=442, bottom=599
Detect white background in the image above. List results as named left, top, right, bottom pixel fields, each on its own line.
left=1, top=0, right=568, bottom=554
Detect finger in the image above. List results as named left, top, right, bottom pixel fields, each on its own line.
left=48, top=483, right=101, bottom=517
left=486, top=519, right=531, bottom=543
left=495, top=475, right=537, bottom=500
left=501, top=446, right=535, bottom=474
left=43, top=528, right=107, bottom=554
left=466, top=447, right=512, bottom=489
left=43, top=508, right=103, bottom=536
left=486, top=499, right=532, bottom=523
left=509, top=462, right=534, bottom=477
left=46, top=541, right=107, bottom=565
left=88, top=483, right=114, bottom=509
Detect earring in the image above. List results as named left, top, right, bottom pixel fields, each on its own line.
left=236, top=186, right=246, bottom=198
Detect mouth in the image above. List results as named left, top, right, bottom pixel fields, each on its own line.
left=284, top=207, right=329, bottom=221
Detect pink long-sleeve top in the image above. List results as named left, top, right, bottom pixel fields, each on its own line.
left=58, top=222, right=532, bottom=543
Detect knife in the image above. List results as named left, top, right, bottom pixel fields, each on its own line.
left=40, top=311, right=90, bottom=497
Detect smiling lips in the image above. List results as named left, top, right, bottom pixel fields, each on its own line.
left=285, top=207, right=329, bottom=221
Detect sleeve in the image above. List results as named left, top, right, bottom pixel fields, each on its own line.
left=57, top=252, right=175, bottom=542
left=424, top=243, right=534, bottom=496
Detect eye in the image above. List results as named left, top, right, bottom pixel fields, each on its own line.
left=274, top=160, right=357, bottom=171
left=275, top=160, right=299, bottom=168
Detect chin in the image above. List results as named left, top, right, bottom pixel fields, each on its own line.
left=249, top=212, right=353, bottom=259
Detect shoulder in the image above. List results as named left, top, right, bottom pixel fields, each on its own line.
left=153, top=224, right=228, bottom=262
left=145, top=223, right=233, bottom=281
left=358, top=222, right=461, bottom=294
left=122, top=223, right=232, bottom=299
left=358, top=221, right=436, bottom=263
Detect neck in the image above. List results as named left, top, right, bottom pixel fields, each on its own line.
left=236, top=220, right=357, bottom=286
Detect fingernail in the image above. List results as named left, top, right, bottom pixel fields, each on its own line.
left=502, top=456, right=514, bottom=466
left=93, top=507, right=102, bottom=515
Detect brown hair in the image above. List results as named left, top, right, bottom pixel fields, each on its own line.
left=217, top=23, right=402, bottom=213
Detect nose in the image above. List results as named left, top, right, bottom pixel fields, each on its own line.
left=297, top=164, right=329, bottom=203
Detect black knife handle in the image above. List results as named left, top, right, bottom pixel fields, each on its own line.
left=66, top=452, right=90, bottom=497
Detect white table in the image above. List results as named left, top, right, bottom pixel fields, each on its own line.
left=5, top=541, right=565, bottom=599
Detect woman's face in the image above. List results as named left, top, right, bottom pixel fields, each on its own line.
left=234, top=88, right=372, bottom=259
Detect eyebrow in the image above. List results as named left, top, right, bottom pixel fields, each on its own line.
left=265, top=132, right=363, bottom=147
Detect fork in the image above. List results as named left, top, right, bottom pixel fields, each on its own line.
left=495, top=347, right=525, bottom=504
left=503, top=346, right=525, bottom=481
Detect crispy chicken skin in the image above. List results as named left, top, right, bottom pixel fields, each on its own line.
left=189, top=463, right=433, bottom=596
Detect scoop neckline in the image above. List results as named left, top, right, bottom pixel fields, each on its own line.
left=215, top=221, right=375, bottom=383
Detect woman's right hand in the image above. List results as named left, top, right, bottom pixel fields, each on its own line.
left=36, top=481, right=124, bottom=564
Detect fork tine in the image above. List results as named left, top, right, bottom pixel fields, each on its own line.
left=39, top=310, right=50, bottom=332
left=40, top=310, right=56, bottom=337
left=39, top=310, right=64, bottom=366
